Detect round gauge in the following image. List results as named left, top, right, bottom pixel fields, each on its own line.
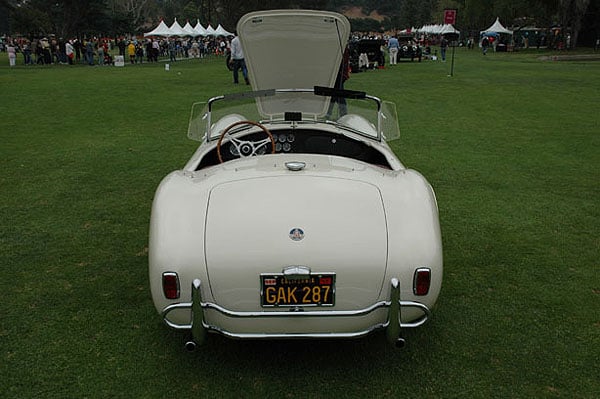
left=275, top=142, right=282, bottom=152
left=272, top=134, right=278, bottom=143
left=283, top=142, right=291, bottom=152
left=287, top=134, right=295, bottom=143
left=229, top=144, right=240, bottom=156
left=278, top=134, right=287, bottom=143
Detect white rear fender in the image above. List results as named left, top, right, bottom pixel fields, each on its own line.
left=381, top=169, right=443, bottom=311
left=149, top=172, right=211, bottom=314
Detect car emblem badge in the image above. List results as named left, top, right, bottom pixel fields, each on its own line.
left=289, top=228, right=304, bottom=241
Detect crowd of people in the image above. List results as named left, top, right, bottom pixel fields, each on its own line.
left=0, top=35, right=233, bottom=67
left=5, top=29, right=592, bottom=69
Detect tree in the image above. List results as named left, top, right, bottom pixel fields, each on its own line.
left=559, top=0, right=591, bottom=47
left=181, top=1, right=200, bottom=25
left=10, top=0, right=112, bottom=38
left=52, top=0, right=112, bottom=38
left=5, top=0, right=599, bottom=45
left=10, top=4, right=53, bottom=36
left=579, top=0, right=599, bottom=45
left=108, top=0, right=158, bottom=34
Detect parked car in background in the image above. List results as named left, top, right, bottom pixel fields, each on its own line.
left=149, top=10, right=442, bottom=351
left=348, top=38, right=385, bottom=71
left=398, top=35, right=422, bottom=62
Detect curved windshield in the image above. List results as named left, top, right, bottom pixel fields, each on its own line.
left=187, top=88, right=400, bottom=142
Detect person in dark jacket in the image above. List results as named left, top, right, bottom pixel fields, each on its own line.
left=482, top=36, right=490, bottom=55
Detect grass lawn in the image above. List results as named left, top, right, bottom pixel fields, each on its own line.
left=1, top=48, right=598, bottom=398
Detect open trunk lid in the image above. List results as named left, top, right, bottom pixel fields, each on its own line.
left=204, top=175, right=388, bottom=310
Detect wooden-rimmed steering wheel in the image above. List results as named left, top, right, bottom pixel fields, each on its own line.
left=216, top=120, right=275, bottom=163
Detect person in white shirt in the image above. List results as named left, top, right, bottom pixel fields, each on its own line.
left=228, top=34, right=249, bottom=85
left=7, top=42, right=17, bottom=67
left=65, top=40, right=74, bottom=64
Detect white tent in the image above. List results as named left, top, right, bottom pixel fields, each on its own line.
left=214, top=24, right=234, bottom=37
left=183, top=21, right=199, bottom=37
left=169, top=18, right=188, bottom=36
left=416, top=24, right=432, bottom=33
left=144, top=20, right=173, bottom=37
left=417, top=24, right=459, bottom=35
left=194, top=20, right=207, bottom=36
left=481, top=18, right=513, bottom=35
left=439, top=24, right=460, bottom=35
left=205, top=24, right=217, bottom=36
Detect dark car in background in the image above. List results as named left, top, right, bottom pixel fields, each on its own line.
left=349, top=39, right=385, bottom=72
left=398, top=35, right=422, bottom=62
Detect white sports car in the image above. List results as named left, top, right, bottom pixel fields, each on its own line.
left=149, top=10, right=442, bottom=350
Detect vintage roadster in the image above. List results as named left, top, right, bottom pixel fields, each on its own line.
left=149, top=10, right=442, bottom=350
left=398, top=34, right=423, bottom=62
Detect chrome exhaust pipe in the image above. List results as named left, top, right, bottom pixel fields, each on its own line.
left=184, top=340, right=197, bottom=352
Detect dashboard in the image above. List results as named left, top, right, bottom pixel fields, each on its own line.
left=196, top=129, right=390, bottom=170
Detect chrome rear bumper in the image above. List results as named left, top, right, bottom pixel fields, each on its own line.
left=161, top=278, right=430, bottom=348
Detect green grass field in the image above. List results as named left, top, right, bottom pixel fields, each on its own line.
left=1, top=48, right=599, bottom=398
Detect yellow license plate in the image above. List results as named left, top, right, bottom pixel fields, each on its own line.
left=260, top=274, right=335, bottom=307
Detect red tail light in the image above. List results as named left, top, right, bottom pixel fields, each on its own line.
left=162, top=272, right=180, bottom=299
left=413, top=268, right=431, bottom=296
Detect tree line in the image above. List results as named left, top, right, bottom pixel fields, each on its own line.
left=1, top=0, right=598, bottom=47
